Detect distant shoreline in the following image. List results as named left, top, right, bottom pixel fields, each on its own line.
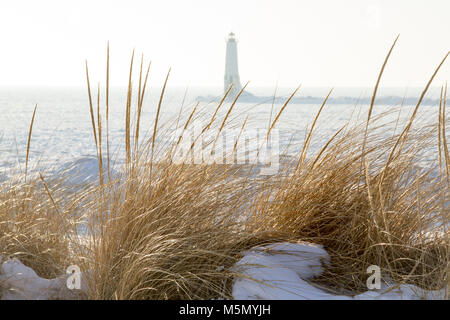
left=197, top=94, right=440, bottom=106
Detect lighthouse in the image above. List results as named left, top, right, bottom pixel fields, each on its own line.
left=224, top=32, right=243, bottom=97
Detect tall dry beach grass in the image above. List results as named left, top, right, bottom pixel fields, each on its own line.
left=0, top=38, right=448, bottom=299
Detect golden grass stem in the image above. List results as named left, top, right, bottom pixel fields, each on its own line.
left=86, top=61, right=99, bottom=156
left=382, top=51, right=449, bottom=178
left=38, top=172, right=61, bottom=217
left=361, top=35, right=399, bottom=199
left=125, top=50, right=135, bottom=169
left=233, top=114, right=249, bottom=155
left=97, top=83, right=104, bottom=188
left=149, top=68, right=171, bottom=174
left=25, top=104, right=37, bottom=182
left=176, top=86, right=189, bottom=130
left=268, top=83, right=278, bottom=132
left=295, top=88, right=332, bottom=172
left=267, top=86, right=300, bottom=140
left=135, top=61, right=151, bottom=155
left=177, top=101, right=199, bottom=148
left=442, top=83, right=449, bottom=181
left=106, top=42, right=111, bottom=182
left=211, top=83, right=248, bottom=155
left=205, top=84, right=234, bottom=132
left=363, top=35, right=399, bottom=147
left=438, top=86, right=443, bottom=177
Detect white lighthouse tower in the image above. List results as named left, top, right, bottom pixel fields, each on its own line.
left=224, top=32, right=243, bottom=97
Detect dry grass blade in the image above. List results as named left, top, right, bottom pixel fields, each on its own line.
left=364, top=35, right=399, bottom=143
left=186, top=84, right=234, bottom=153
left=399, top=52, right=449, bottom=140
left=125, top=50, right=135, bottom=168
left=442, top=83, right=449, bottom=181
left=106, top=42, right=111, bottom=182
left=149, top=68, right=171, bottom=174
left=97, top=83, right=104, bottom=187
left=233, top=114, right=249, bottom=154
left=267, top=85, right=300, bottom=140
left=86, top=61, right=98, bottom=155
left=359, top=35, right=400, bottom=202
left=310, top=124, right=347, bottom=169
left=176, top=86, right=190, bottom=130
left=205, top=83, right=234, bottom=131
left=361, top=35, right=399, bottom=190
left=438, top=86, right=443, bottom=177
left=25, top=104, right=38, bottom=182
left=135, top=60, right=151, bottom=153
left=295, top=88, right=332, bottom=171
left=383, top=51, right=449, bottom=176
left=268, top=82, right=278, bottom=131
left=176, top=101, right=199, bottom=149
left=137, top=54, right=144, bottom=114
left=211, top=83, right=248, bottom=154
left=38, top=172, right=61, bottom=216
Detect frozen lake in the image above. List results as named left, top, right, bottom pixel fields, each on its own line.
left=0, top=86, right=445, bottom=180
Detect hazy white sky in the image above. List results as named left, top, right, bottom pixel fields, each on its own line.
left=0, top=0, right=448, bottom=88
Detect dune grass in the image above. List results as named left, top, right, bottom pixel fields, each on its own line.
left=0, top=40, right=448, bottom=299
left=0, top=175, right=83, bottom=279
left=246, top=48, right=449, bottom=296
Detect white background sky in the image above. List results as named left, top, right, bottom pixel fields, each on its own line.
left=0, top=0, right=448, bottom=88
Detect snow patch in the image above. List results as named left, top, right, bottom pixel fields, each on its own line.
left=232, top=242, right=447, bottom=300
left=0, top=257, right=85, bottom=300
left=354, top=283, right=447, bottom=300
